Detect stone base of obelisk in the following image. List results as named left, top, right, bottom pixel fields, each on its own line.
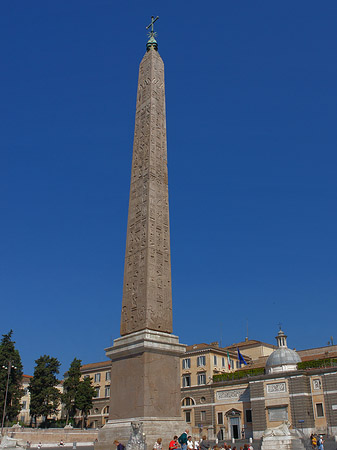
left=95, top=330, right=188, bottom=450
left=95, top=418, right=187, bottom=450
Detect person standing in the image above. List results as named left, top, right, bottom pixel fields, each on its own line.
left=178, top=430, right=189, bottom=450
left=317, top=435, right=324, bottom=450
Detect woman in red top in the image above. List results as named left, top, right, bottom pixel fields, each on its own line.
left=169, top=436, right=179, bottom=450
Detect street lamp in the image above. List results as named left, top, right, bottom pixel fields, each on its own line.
left=1, top=361, right=17, bottom=436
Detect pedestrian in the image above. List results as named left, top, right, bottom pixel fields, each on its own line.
left=153, top=438, right=162, bottom=450
left=178, top=430, right=189, bottom=450
left=311, top=434, right=317, bottom=449
left=199, top=436, right=210, bottom=450
left=187, top=437, right=194, bottom=450
left=317, top=435, right=324, bottom=450
left=113, top=440, right=125, bottom=450
left=169, top=436, right=179, bottom=450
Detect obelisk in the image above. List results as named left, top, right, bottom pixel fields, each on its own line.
left=96, top=18, right=186, bottom=450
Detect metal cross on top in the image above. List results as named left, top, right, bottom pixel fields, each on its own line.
left=146, top=16, right=159, bottom=34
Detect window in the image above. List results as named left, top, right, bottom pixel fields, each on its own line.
left=197, top=356, right=206, bottom=367
left=185, top=410, right=191, bottom=423
left=236, top=361, right=240, bottom=369
left=222, top=357, right=226, bottom=367
left=182, top=397, right=195, bottom=406
left=95, top=387, right=100, bottom=398
left=105, top=371, right=111, bottom=381
left=103, top=406, right=109, bottom=414
left=24, top=388, right=28, bottom=395
left=197, top=372, right=206, bottom=385
left=182, top=358, right=191, bottom=369
left=217, top=412, right=223, bottom=424
left=94, top=373, right=101, bottom=383
left=105, top=386, right=110, bottom=397
left=213, top=355, right=217, bottom=365
left=245, top=409, right=252, bottom=423
left=200, top=411, right=206, bottom=421
left=182, top=375, right=191, bottom=388
left=84, top=375, right=90, bottom=379
left=316, top=403, right=324, bottom=418
left=22, top=401, right=27, bottom=410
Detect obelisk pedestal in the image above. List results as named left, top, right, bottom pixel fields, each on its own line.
left=96, top=330, right=186, bottom=449
left=96, top=21, right=187, bottom=450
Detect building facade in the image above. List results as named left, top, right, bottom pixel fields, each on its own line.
left=76, top=334, right=337, bottom=437
left=78, top=361, right=111, bottom=428
left=180, top=332, right=337, bottom=440
left=17, top=375, right=63, bottom=426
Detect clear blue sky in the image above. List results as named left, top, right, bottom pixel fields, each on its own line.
left=1, top=1, right=336, bottom=376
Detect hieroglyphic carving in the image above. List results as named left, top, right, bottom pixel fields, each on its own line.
left=120, top=48, right=172, bottom=336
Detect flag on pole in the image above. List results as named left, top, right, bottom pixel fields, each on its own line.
left=237, top=348, right=248, bottom=367
left=227, top=351, right=231, bottom=370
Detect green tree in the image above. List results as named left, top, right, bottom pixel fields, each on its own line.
left=75, top=376, right=96, bottom=429
left=29, top=355, right=61, bottom=426
left=62, top=358, right=82, bottom=424
left=0, top=330, right=24, bottom=425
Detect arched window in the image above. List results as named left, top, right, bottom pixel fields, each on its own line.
left=103, top=406, right=110, bottom=415
left=182, top=397, right=195, bottom=406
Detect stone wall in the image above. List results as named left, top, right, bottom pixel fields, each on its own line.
left=322, top=371, right=337, bottom=434
left=250, top=381, right=266, bottom=438
left=3, top=428, right=99, bottom=445
left=288, top=374, right=315, bottom=430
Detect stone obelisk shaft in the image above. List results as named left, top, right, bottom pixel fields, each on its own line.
left=121, top=46, right=172, bottom=336
left=96, top=40, right=186, bottom=450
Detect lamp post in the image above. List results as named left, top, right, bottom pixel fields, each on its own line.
left=1, top=361, right=17, bottom=436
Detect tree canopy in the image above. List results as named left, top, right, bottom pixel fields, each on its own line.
left=76, top=376, right=96, bottom=428
left=0, top=330, right=24, bottom=425
left=62, top=358, right=82, bottom=423
left=29, top=355, right=61, bottom=425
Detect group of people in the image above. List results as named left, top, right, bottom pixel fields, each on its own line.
left=114, top=429, right=254, bottom=450
left=311, top=434, right=324, bottom=450
left=163, top=429, right=253, bottom=450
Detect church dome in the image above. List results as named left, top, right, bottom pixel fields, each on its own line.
left=265, top=330, right=301, bottom=374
